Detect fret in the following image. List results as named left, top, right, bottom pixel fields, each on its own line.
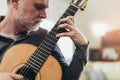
left=35, top=50, right=48, bottom=57
left=69, top=8, right=76, bottom=13
left=41, top=40, right=54, bottom=48
left=47, top=35, right=58, bottom=43
left=49, top=30, right=56, bottom=35
left=26, top=59, right=43, bottom=69
left=26, top=53, right=46, bottom=65
left=68, top=5, right=78, bottom=15
left=50, top=27, right=57, bottom=32
left=24, top=63, right=39, bottom=73
left=64, top=12, right=71, bottom=16
left=52, top=27, right=58, bottom=33
left=62, top=5, right=78, bottom=18
left=39, top=44, right=52, bottom=53
left=50, top=29, right=57, bottom=36
left=30, top=58, right=43, bottom=66
left=42, top=45, right=52, bottom=51
left=40, top=47, right=50, bottom=55
left=28, top=64, right=39, bottom=73
left=25, top=59, right=44, bottom=72
left=30, top=51, right=47, bottom=61
left=66, top=9, right=76, bottom=16
left=33, top=57, right=44, bottom=63
left=35, top=53, right=46, bottom=60
left=45, top=38, right=56, bottom=46
left=29, top=62, right=40, bottom=70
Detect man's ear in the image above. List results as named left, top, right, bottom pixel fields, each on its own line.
left=11, top=0, right=19, bottom=9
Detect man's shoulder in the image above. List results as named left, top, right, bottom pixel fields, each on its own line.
left=23, top=27, right=48, bottom=46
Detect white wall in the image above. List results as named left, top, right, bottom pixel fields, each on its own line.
left=0, top=0, right=7, bottom=15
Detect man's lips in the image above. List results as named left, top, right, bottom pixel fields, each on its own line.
left=34, top=19, right=43, bottom=23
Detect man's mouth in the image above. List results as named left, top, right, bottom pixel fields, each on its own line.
left=34, top=19, right=43, bottom=23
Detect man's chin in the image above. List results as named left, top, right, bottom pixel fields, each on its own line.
left=28, top=24, right=40, bottom=31
left=33, top=26, right=40, bottom=31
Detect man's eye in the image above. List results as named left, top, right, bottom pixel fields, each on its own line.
left=34, top=4, right=45, bottom=10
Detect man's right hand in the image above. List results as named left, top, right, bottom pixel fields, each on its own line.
left=0, top=73, right=24, bottom=80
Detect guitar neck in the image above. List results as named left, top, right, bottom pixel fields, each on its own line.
left=20, top=4, right=79, bottom=75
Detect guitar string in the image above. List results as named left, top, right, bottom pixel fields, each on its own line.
left=17, top=5, right=77, bottom=79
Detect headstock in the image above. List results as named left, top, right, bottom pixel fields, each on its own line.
left=70, top=0, right=88, bottom=11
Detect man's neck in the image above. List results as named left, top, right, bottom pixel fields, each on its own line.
left=0, top=17, right=25, bottom=36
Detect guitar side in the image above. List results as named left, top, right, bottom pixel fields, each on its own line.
left=0, top=44, right=62, bottom=80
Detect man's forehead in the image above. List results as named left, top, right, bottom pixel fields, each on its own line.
left=35, top=0, right=49, bottom=7
left=35, top=0, right=49, bottom=3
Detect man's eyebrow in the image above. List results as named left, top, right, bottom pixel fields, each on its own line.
left=34, top=3, right=47, bottom=10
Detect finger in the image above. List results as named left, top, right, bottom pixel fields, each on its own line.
left=10, top=74, right=24, bottom=80
left=58, top=23, right=73, bottom=31
left=56, top=32, right=73, bottom=37
left=67, top=16, right=74, bottom=23
left=58, top=16, right=74, bottom=25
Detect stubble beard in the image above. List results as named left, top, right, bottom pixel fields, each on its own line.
left=15, top=4, right=40, bottom=32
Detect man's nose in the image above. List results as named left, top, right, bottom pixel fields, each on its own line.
left=38, top=9, right=47, bottom=19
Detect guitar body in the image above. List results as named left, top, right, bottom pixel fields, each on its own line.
left=0, top=44, right=62, bottom=80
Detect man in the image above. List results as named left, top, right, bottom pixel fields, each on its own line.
left=0, top=0, right=89, bottom=80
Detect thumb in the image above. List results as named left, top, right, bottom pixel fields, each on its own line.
left=10, top=73, right=24, bottom=80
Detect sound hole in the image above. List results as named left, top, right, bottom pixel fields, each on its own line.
left=16, top=67, right=36, bottom=80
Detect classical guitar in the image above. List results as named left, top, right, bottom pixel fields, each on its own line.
left=0, top=0, right=88, bottom=80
